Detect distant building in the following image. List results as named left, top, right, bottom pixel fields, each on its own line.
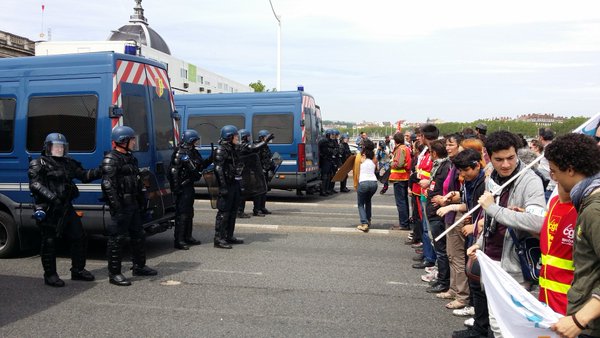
left=35, top=0, right=251, bottom=95
left=517, top=113, right=566, bottom=126
left=0, top=30, right=35, bottom=58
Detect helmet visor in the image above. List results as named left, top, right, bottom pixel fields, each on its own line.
left=47, top=142, right=68, bottom=157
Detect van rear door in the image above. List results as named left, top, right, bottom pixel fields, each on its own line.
left=115, top=60, right=176, bottom=224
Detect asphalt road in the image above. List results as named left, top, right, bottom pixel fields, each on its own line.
left=0, top=186, right=467, bottom=337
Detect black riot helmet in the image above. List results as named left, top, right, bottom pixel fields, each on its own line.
left=257, top=129, right=270, bottom=141
left=182, top=129, right=201, bottom=146
left=220, top=125, right=239, bottom=143
left=238, top=129, right=251, bottom=144
left=43, top=132, right=69, bottom=157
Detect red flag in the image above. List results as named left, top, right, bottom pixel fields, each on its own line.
left=42, top=4, right=45, bottom=11
left=396, top=120, right=402, bottom=132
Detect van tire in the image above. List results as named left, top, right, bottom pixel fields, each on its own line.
left=0, top=211, right=18, bottom=258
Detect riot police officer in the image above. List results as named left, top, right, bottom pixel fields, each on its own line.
left=101, top=126, right=157, bottom=286
left=214, top=125, right=244, bottom=249
left=236, top=129, right=273, bottom=218
left=28, top=133, right=101, bottom=287
left=328, top=129, right=341, bottom=194
left=169, top=129, right=213, bottom=250
left=318, top=129, right=333, bottom=196
left=339, top=133, right=352, bottom=193
left=253, top=129, right=276, bottom=216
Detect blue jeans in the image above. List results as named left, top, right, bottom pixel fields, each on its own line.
left=393, top=181, right=409, bottom=227
left=421, top=200, right=437, bottom=263
left=357, top=181, right=378, bottom=224
left=429, top=216, right=449, bottom=286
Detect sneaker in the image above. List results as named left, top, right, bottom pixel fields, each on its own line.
left=357, top=224, right=369, bottom=232
left=464, top=317, right=475, bottom=327
left=411, top=242, right=423, bottom=249
left=420, top=270, right=437, bottom=282
left=424, top=266, right=437, bottom=273
left=453, top=306, right=475, bottom=317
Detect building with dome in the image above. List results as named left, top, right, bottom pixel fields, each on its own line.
left=35, top=0, right=251, bottom=95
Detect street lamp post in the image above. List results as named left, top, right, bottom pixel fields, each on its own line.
left=268, top=0, right=281, bottom=91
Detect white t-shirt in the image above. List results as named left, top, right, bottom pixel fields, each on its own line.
left=359, top=159, right=378, bottom=182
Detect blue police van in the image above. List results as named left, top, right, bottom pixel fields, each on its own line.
left=174, top=90, right=323, bottom=194
left=0, top=51, right=179, bottom=257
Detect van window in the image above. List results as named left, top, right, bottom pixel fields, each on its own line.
left=0, top=98, right=16, bottom=152
left=152, top=97, right=175, bottom=150
left=252, top=114, right=294, bottom=144
left=26, top=95, right=97, bottom=152
left=187, top=115, right=245, bottom=145
left=121, top=83, right=149, bottom=152
left=304, top=107, right=314, bottom=144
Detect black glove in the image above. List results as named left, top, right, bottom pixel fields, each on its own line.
left=266, top=133, right=275, bottom=142
left=90, top=167, right=102, bottom=180
left=219, top=187, right=228, bottom=197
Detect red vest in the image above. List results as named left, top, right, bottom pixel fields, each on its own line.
left=538, top=195, right=577, bottom=315
left=389, top=144, right=411, bottom=181
left=411, top=149, right=431, bottom=196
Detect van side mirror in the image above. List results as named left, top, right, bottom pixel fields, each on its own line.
left=171, top=110, right=181, bottom=121
left=300, top=119, right=305, bottom=127
left=109, top=105, right=123, bottom=118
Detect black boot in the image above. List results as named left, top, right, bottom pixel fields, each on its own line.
left=107, top=236, right=130, bottom=286
left=41, top=234, right=64, bottom=287
left=132, top=264, right=158, bottom=276
left=260, top=208, right=272, bottom=215
left=252, top=209, right=265, bottom=217
left=174, top=216, right=189, bottom=250
left=183, top=215, right=201, bottom=246
left=70, top=237, right=93, bottom=281
left=214, top=212, right=232, bottom=249
left=109, top=273, right=131, bottom=286
left=226, top=237, right=244, bottom=245
left=130, top=237, right=156, bottom=276
left=214, top=239, right=232, bottom=249
left=71, top=268, right=95, bottom=281
left=44, top=273, right=65, bottom=287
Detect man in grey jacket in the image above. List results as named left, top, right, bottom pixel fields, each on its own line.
left=453, top=131, right=546, bottom=338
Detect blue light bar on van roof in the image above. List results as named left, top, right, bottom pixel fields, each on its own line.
left=297, top=85, right=304, bottom=91
left=124, top=45, right=137, bottom=56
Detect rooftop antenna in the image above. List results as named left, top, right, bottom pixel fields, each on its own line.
left=39, top=4, right=46, bottom=40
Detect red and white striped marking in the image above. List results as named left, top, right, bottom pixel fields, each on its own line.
left=111, top=59, right=179, bottom=142
left=301, top=95, right=316, bottom=143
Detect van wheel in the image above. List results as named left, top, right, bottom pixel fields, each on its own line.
left=0, top=211, right=18, bottom=258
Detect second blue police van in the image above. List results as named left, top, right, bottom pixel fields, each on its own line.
left=174, top=90, right=323, bottom=194
left=0, top=51, right=179, bottom=257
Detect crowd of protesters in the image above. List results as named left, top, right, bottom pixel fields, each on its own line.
left=344, top=122, right=600, bottom=338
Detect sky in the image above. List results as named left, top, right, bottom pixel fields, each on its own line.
left=2, top=0, right=600, bottom=123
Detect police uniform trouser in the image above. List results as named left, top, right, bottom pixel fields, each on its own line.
left=106, top=204, right=146, bottom=275
left=253, top=173, right=269, bottom=211
left=215, top=181, right=241, bottom=241
left=39, top=205, right=87, bottom=276
left=320, top=161, right=333, bottom=193
left=175, top=185, right=195, bottom=242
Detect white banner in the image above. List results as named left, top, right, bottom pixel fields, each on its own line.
left=476, top=250, right=563, bottom=338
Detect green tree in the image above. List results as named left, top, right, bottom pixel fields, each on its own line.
left=249, top=80, right=266, bottom=92
left=549, top=117, right=588, bottom=135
